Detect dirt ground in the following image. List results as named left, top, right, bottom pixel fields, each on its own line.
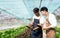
left=15, top=29, right=46, bottom=38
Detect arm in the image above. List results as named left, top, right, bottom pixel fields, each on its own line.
left=43, top=14, right=57, bottom=30
left=33, top=17, right=45, bottom=30
left=43, top=17, right=51, bottom=30
left=33, top=24, right=43, bottom=30
left=29, top=21, right=34, bottom=27
left=29, top=16, right=34, bottom=28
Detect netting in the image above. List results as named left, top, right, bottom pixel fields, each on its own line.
left=0, top=0, right=60, bottom=30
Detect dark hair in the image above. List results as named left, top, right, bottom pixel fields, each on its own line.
left=33, top=8, right=39, bottom=13
left=40, top=7, right=48, bottom=12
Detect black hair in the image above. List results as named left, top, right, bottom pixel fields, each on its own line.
left=40, top=7, right=48, bottom=12
left=33, top=8, right=39, bottom=13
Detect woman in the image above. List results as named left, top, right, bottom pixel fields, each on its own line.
left=40, top=7, right=57, bottom=38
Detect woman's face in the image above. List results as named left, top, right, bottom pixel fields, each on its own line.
left=41, top=11, right=47, bottom=16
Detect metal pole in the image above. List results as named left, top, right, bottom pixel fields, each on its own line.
left=39, top=0, right=42, bottom=9
left=39, top=0, right=42, bottom=15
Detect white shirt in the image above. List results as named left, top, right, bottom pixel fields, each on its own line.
left=33, top=15, right=45, bottom=24
left=43, top=13, right=57, bottom=28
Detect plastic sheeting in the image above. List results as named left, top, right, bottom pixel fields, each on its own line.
left=0, top=0, right=60, bottom=21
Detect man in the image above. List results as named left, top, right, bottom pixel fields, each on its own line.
left=29, top=8, right=44, bottom=38
left=40, top=7, right=57, bottom=38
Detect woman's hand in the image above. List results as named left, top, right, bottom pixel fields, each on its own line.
left=43, top=27, right=50, bottom=30
left=43, top=27, right=48, bottom=30
left=43, top=26, right=51, bottom=30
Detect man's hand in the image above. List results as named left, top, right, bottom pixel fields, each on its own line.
left=29, top=24, right=33, bottom=28
left=37, top=24, right=43, bottom=27
left=26, top=26, right=31, bottom=29
left=33, top=27, right=39, bottom=30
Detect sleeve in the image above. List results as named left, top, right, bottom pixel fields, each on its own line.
left=40, top=17, right=45, bottom=24
left=32, top=16, right=35, bottom=21
left=49, top=15, right=57, bottom=28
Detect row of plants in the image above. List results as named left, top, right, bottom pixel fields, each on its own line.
left=0, top=25, right=27, bottom=38
left=0, top=25, right=60, bottom=38
left=55, top=27, right=60, bottom=38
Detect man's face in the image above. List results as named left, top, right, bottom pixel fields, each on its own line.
left=41, top=11, right=47, bottom=16
left=34, top=12, right=39, bottom=16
